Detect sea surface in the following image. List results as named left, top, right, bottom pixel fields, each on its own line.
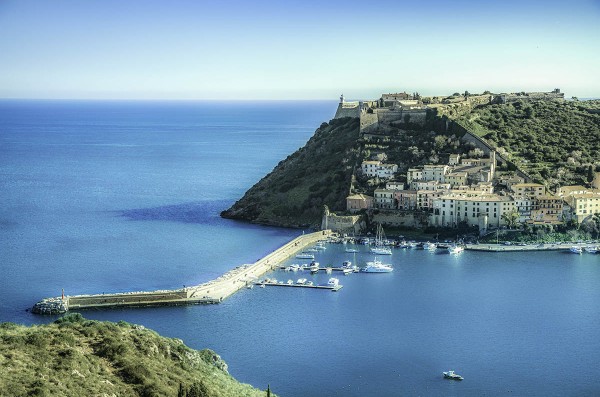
left=1, top=100, right=600, bottom=396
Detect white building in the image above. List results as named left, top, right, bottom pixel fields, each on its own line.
left=374, top=188, right=396, bottom=209
left=431, top=193, right=515, bottom=228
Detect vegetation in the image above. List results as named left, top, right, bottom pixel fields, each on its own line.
left=462, top=99, right=600, bottom=187
left=221, top=117, right=361, bottom=227
left=0, top=314, right=273, bottom=397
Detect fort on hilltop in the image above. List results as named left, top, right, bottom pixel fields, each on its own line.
left=334, top=89, right=565, bottom=133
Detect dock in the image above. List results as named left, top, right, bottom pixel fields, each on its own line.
left=32, top=230, right=335, bottom=314
left=257, top=281, right=342, bottom=291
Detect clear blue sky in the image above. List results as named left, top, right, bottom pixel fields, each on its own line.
left=0, top=0, right=598, bottom=99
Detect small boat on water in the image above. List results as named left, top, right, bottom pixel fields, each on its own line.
left=310, top=261, right=320, bottom=274
left=296, top=252, right=315, bottom=259
left=361, top=259, right=393, bottom=273
left=343, top=268, right=353, bottom=275
left=286, top=279, right=293, bottom=285
left=443, top=370, right=463, bottom=381
left=447, top=244, right=464, bottom=254
left=569, top=246, right=583, bottom=254
left=584, top=246, right=598, bottom=254
left=345, top=247, right=359, bottom=253
left=296, top=278, right=307, bottom=285
left=423, top=241, right=437, bottom=251
left=306, top=281, right=314, bottom=286
left=327, top=278, right=339, bottom=287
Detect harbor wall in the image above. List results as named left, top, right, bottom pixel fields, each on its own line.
left=32, top=230, right=333, bottom=314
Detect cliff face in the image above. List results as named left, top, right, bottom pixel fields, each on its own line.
left=221, top=117, right=361, bottom=228
left=0, top=314, right=272, bottom=397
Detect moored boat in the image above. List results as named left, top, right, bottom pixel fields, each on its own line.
left=423, top=241, right=437, bottom=251
left=327, top=277, right=340, bottom=287
left=361, top=259, right=393, bottom=273
left=569, top=246, right=583, bottom=254
left=447, top=244, right=464, bottom=254
left=296, top=252, right=315, bottom=259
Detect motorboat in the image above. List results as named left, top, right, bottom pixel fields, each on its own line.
left=310, top=261, right=320, bottom=274
left=343, top=268, right=353, bottom=275
left=584, top=246, right=598, bottom=254
left=315, top=242, right=327, bottom=250
left=443, top=370, right=463, bottom=381
left=423, top=241, right=437, bottom=251
left=296, top=252, right=315, bottom=259
left=290, top=264, right=300, bottom=272
left=306, top=281, right=314, bottom=286
left=327, top=278, right=340, bottom=287
left=361, top=259, right=393, bottom=273
left=286, top=279, right=293, bottom=285
left=345, top=247, right=359, bottom=253
left=370, top=246, right=392, bottom=255
left=447, top=244, right=464, bottom=254
left=569, top=246, right=583, bottom=254
left=296, top=278, right=307, bottom=285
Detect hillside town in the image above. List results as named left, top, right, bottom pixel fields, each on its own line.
left=332, top=90, right=600, bottom=235
left=345, top=150, right=600, bottom=234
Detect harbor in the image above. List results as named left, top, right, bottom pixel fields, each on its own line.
left=31, top=230, right=334, bottom=314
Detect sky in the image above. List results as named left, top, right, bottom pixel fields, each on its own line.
left=0, top=0, right=598, bottom=100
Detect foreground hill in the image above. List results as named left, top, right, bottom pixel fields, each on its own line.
left=0, top=314, right=272, bottom=397
left=462, top=99, right=600, bottom=187
left=221, top=117, right=360, bottom=227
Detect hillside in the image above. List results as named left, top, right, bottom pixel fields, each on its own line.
left=221, top=117, right=361, bottom=227
left=0, top=314, right=272, bottom=397
left=462, top=99, right=600, bottom=187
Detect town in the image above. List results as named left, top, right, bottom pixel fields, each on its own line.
left=323, top=90, right=600, bottom=236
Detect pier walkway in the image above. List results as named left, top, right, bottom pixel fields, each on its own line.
left=32, top=230, right=333, bottom=314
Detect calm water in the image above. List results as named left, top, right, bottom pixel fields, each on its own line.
left=1, top=100, right=600, bottom=396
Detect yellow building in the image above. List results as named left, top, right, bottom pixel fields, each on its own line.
left=510, top=183, right=546, bottom=197
left=346, top=194, right=373, bottom=213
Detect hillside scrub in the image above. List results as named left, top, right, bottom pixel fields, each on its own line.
left=221, top=117, right=361, bottom=227
left=0, top=314, right=272, bottom=397
left=464, top=99, right=600, bottom=187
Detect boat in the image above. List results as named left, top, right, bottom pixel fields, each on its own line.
left=361, top=259, right=393, bottom=273
left=296, top=252, right=315, bottom=259
left=584, top=246, right=598, bottom=254
left=315, top=242, right=327, bottom=250
left=569, top=246, right=583, bottom=254
left=296, top=278, right=307, bottom=285
left=286, top=279, right=293, bottom=285
left=370, top=224, right=392, bottom=255
left=310, top=261, right=320, bottom=274
left=443, top=370, right=463, bottom=381
left=327, top=278, right=340, bottom=287
left=246, top=284, right=254, bottom=289
left=345, top=247, right=359, bottom=253
left=447, top=244, right=464, bottom=254
left=423, top=241, right=437, bottom=251
left=306, top=281, right=314, bottom=286
left=326, top=267, right=332, bottom=274
left=342, top=268, right=354, bottom=275
left=260, top=283, right=265, bottom=288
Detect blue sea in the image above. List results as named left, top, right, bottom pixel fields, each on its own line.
left=1, top=100, right=600, bottom=396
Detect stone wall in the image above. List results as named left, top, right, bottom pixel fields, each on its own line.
left=334, top=103, right=360, bottom=119
left=372, top=210, right=430, bottom=228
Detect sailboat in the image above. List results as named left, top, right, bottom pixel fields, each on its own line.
left=370, top=223, right=392, bottom=255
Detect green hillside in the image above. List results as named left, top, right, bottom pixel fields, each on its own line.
left=0, top=314, right=273, bottom=397
left=221, top=117, right=361, bottom=227
left=463, top=99, right=600, bottom=187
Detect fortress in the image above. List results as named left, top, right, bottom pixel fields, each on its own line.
left=334, top=89, right=565, bottom=133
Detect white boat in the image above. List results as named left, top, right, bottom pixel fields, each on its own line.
left=286, top=279, right=293, bottom=285
left=296, top=252, right=315, bottom=259
left=296, top=278, right=307, bottom=285
left=584, top=246, right=598, bottom=254
left=361, top=259, right=393, bottom=273
left=443, top=370, right=463, bottom=381
left=569, top=246, right=583, bottom=254
left=327, top=277, right=340, bottom=287
left=423, top=241, right=437, bottom=251
left=345, top=247, right=359, bottom=253
left=306, top=281, right=314, bottom=286
left=310, top=261, right=320, bottom=274
left=260, top=283, right=265, bottom=288
left=343, top=268, right=353, bottom=275
left=246, top=284, right=254, bottom=289
left=447, top=244, right=464, bottom=254
left=315, top=243, right=327, bottom=250
left=370, top=224, right=393, bottom=255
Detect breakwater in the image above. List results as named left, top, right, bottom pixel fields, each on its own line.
left=32, top=230, right=333, bottom=314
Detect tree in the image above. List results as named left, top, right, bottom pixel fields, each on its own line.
left=178, top=383, right=187, bottom=397
left=501, top=210, right=519, bottom=229
left=267, top=384, right=271, bottom=397
left=188, top=382, right=209, bottom=397
left=587, top=165, right=594, bottom=183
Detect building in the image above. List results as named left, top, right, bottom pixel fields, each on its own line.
left=510, top=183, right=546, bottom=197
left=395, top=190, right=417, bottom=210
left=407, top=168, right=423, bottom=184
left=410, top=180, right=451, bottom=192
left=346, top=194, right=373, bottom=213
left=361, top=161, right=398, bottom=179
left=422, top=164, right=449, bottom=182
left=513, top=196, right=536, bottom=223
left=570, top=193, right=600, bottom=223
left=444, top=171, right=468, bottom=187
left=431, top=193, right=515, bottom=229
left=448, top=154, right=461, bottom=166
left=386, top=181, right=405, bottom=191
left=529, top=195, right=564, bottom=224
left=416, top=190, right=444, bottom=211
left=374, top=189, right=396, bottom=209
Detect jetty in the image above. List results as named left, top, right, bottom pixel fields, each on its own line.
left=32, top=230, right=334, bottom=314
left=258, top=281, right=342, bottom=291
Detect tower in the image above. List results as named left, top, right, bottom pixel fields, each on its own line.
left=340, top=94, right=344, bottom=104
